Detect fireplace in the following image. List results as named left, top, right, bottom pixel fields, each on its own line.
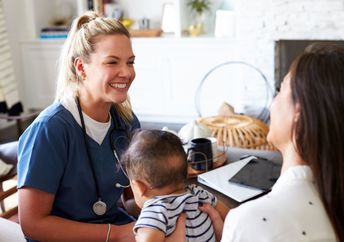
left=274, top=40, right=344, bottom=89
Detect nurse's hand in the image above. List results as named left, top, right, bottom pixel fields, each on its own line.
left=165, top=213, right=186, bottom=242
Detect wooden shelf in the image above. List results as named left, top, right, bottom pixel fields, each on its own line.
left=129, top=29, right=162, bottom=37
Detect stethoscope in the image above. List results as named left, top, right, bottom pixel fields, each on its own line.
left=76, top=97, right=130, bottom=216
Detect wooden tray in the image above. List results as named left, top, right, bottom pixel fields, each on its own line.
left=187, top=151, right=227, bottom=178
left=129, top=29, right=162, bottom=37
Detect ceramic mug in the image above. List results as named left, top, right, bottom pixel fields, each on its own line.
left=206, top=137, right=218, bottom=159
left=187, top=138, right=213, bottom=171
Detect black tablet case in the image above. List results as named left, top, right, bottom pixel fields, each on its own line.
left=228, top=157, right=282, bottom=191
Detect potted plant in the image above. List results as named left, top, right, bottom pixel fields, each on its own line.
left=187, top=0, right=211, bottom=36
left=187, top=0, right=211, bottom=14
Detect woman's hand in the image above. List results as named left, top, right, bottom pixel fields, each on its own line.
left=165, top=213, right=186, bottom=242
left=200, top=204, right=224, bottom=242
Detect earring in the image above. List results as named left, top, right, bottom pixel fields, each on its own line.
left=81, top=73, right=86, bottom=81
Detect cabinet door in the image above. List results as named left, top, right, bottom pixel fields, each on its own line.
left=21, top=42, right=62, bottom=110
left=131, top=38, right=237, bottom=123
left=130, top=42, right=170, bottom=120
left=168, top=41, right=237, bottom=120
left=20, top=39, right=237, bottom=123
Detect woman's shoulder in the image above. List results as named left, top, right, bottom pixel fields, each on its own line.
left=222, top=197, right=290, bottom=241
left=223, top=189, right=335, bottom=242
left=111, top=107, right=141, bottom=130
left=20, top=102, right=78, bottom=144
left=226, top=194, right=276, bottom=223
left=130, top=112, right=140, bottom=128
left=32, top=102, right=77, bottom=129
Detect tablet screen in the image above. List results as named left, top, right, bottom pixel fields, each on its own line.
left=228, top=157, right=282, bottom=191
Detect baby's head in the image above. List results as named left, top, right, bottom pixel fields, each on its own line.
left=121, top=129, right=187, bottom=207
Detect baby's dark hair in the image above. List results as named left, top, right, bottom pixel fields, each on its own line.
left=121, top=129, right=187, bottom=188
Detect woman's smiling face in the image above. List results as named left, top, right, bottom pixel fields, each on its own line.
left=82, top=34, right=135, bottom=105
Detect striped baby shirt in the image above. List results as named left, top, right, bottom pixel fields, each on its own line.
left=134, top=184, right=217, bottom=242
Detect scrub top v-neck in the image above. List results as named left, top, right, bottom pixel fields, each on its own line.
left=18, top=101, right=140, bottom=224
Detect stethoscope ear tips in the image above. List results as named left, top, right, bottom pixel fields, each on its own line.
left=115, top=183, right=130, bottom=188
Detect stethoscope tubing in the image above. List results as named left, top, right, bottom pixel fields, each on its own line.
left=76, top=97, right=102, bottom=201
left=76, top=97, right=130, bottom=201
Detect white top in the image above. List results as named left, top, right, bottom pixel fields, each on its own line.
left=60, top=95, right=111, bottom=144
left=221, top=165, right=336, bottom=242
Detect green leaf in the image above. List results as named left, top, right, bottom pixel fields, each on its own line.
left=187, top=0, right=211, bottom=14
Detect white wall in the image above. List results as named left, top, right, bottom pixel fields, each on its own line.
left=2, top=0, right=344, bottom=121
left=234, top=0, right=344, bottom=86
left=2, top=0, right=25, bottom=103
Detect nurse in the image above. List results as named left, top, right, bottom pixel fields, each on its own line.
left=17, top=11, right=184, bottom=242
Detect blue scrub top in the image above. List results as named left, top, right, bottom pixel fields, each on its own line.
left=18, top=102, right=140, bottom=226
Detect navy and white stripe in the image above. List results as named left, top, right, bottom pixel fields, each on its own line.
left=134, top=184, right=217, bottom=242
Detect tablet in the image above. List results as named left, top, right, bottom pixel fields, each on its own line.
left=228, top=157, right=282, bottom=191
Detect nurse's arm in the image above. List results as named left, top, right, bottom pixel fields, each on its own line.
left=19, top=187, right=135, bottom=242
left=200, top=203, right=226, bottom=242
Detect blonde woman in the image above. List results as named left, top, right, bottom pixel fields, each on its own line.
left=17, top=12, right=184, bottom=242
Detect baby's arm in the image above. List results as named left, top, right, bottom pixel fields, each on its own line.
left=135, top=228, right=165, bottom=242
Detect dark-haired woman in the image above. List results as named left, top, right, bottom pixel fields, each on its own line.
left=203, top=43, right=344, bottom=241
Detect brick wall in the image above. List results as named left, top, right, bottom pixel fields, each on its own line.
left=234, top=0, right=344, bottom=86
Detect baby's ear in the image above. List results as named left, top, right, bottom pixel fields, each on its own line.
left=132, top=179, right=149, bottom=196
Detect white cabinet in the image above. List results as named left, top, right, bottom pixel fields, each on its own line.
left=20, top=40, right=63, bottom=109
left=131, top=37, right=237, bottom=122
left=20, top=37, right=236, bottom=123
left=24, top=0, right=77, bottom=39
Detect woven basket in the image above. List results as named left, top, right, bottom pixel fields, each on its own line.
left=198, top=115, right=275, bottom=150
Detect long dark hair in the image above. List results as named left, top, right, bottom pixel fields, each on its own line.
left=290, top=43, right=344, bottom=241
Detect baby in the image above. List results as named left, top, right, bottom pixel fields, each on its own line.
left=121, top=129, right=227, bottom=242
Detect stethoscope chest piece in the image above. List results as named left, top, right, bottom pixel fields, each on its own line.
left=93, top=199, right=107, bottom=216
